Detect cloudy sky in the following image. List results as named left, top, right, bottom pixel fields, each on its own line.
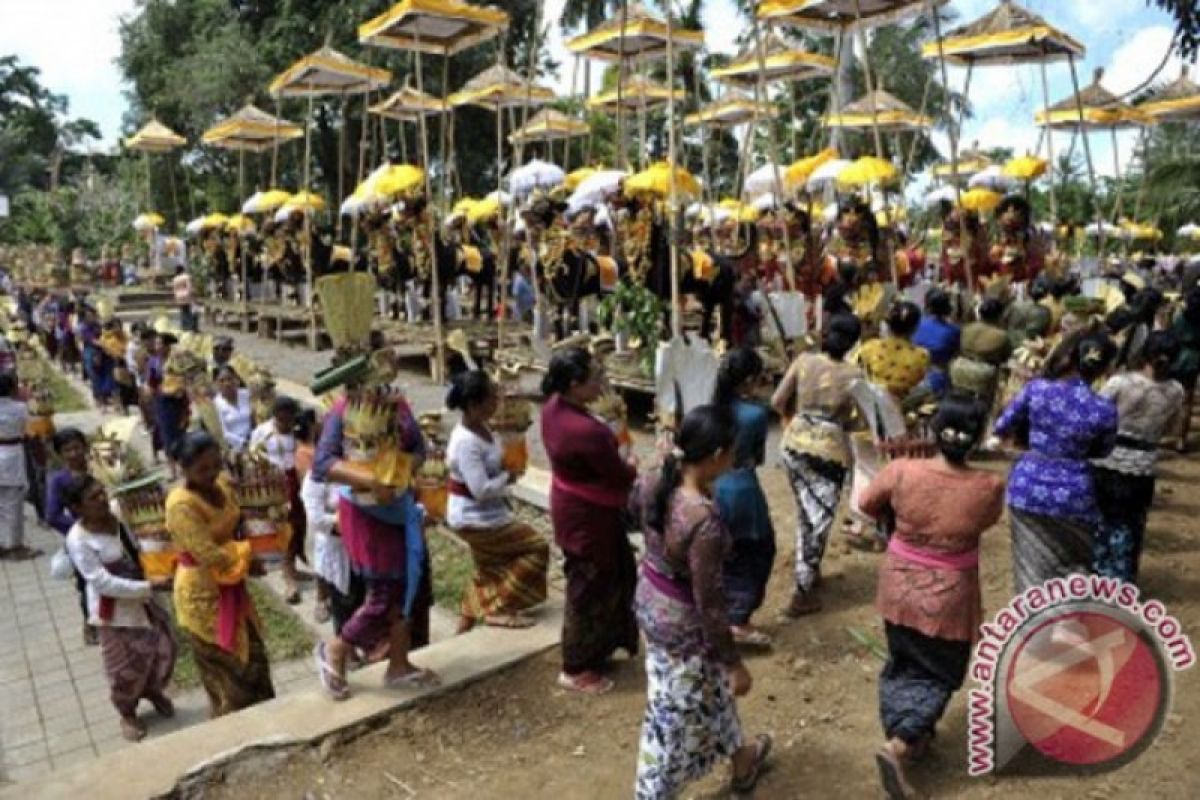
left=1, top=0, right=1191, bottom=180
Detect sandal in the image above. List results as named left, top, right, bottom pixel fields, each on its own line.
left=732, top=627, right=773, bottom=648
left=485, top=613, right=537, bottom=629
left=875, top=745, right=914, bottom=800
left=383, top=668, right=441, bottom=690
left=148, top=693, right=175, bottom=718
left=314, top=642, right=351, bottom=701
left=783, top=590, right=822, bottom=619
left=557, top=671, right=614, bottom=696
left=120, top=716, right=147, bottom=743
left=731, top=733, right=773, bottom=793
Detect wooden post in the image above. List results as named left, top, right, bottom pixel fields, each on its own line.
left=666, top=7, right=681, bottom=340
left=930, top=5, right=975, bottom=291
left=1068, top=57, right=1106, bottom=264
left=414, top=37, right=446, bottom=383
left=1039, top=56, right=1058, bottom=227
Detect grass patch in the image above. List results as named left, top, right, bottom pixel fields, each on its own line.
left=427, top=528, right=475, bottom=612
left=43, top=367, right=90, bottom=412
left=167, top=579, right=315, bottom=691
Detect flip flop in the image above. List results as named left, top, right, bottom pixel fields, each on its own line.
left=383, top=668, right=441, bottom=690
left=732, top=628, right=774, bottom=648
left=484, top=614, right=537, bottom=629
left=731, top=733, right=773, bottom=794
left=314, top=642, right=351, bottom=701
left=875, top=746, right=914, bottom=800
left=557, top=671, right=614, bottom=696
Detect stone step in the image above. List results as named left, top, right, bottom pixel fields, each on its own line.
left=3, top=601, right=563, bottom=800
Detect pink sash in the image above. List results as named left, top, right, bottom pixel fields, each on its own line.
left=177, top=552, right=249, bottom=654
left=887, top=536, right=978, bottom=571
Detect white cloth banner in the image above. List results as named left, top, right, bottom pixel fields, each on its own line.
left=654, top=336, right=720, bottom=421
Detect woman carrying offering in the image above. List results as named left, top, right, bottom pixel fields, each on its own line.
left=631, top=405, right=772, bottom=799
left=445, top=370, right=549, bottom=631
left=1092, top=331, right=1185, bottom=583
left=711, top=348, right=775, bottom=647
left=312, top=369, right=436, bottom=700
left=859, top=395, right=1004, bottom=800
left=771, top=313, right=864, bottom=616
left=214, top=365, right=254, bottom=453
left=541, top=347, right=638, bottom=695
left=994, top=335, right=1118, bottom=592
left=165, top=432, right=275, bottom=716
left=855, top=301, right=931, bottom=405
left=65, top=475, right=177, bottom=741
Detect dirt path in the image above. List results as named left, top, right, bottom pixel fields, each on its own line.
left=196, top=441, right=1200, bottom=800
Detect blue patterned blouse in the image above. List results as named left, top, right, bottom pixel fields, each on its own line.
left=994, top=377, right=1118, bottom=522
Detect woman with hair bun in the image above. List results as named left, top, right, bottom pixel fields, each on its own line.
left=860, top=393, right=1004, bottom=800
left=630, top=404, right=772, bottom=798
left=855, top=301, right=931, bottom=403
left=994, top=334, right=1119, bottom=592
left=1092, top=331, right=1185, bottom=582
left=540, top=347, right=639, bottom=695
left=445, top=370, right=549, bottom=630
left=771, top=313, right=865, bottom=616
left=711, top=348, right=774, bottom=646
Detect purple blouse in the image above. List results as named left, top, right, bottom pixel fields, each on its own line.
left=994, top=377, right=1118, bottom=522
left=45, top=468, right=78, bottom=536
left=630, top=472, right=739, bottom=666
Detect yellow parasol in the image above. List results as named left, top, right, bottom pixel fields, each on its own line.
left=823, top=89, right=932, bottom=132
left=625, top=161, right=701, bottom=200
left=785, top=149, right=838, bottom=186
left=684, top=93, right=776, bottom=128
left=448, top=64, right=555, bottom=109
left=199, top=212, right=230, bottom=230
left=225, top=214, right=257, bottom=235
left=586, top=75, right=684, bottom=112
left=920, top=0, right=1084, bottom=66
left=465, top=194, right=503, bottom=224
left=132, top=213, right=165, bottom=232
left=282, top=191, right=326, bottom=213
left=835, top=156, right=899, bottom=188
left=243, top=189, right=293, bottom=214
left=1138, top=66, right=1200, bottom=123
left=360, top=163, right=427, bottom=199
left=566, top=2, right=704, bottom=62
left=1003, top=154, right=1048, bottom=181
left=565, top=167, right=599, bottom=191
left=959, top=188, right=1003, bottom=214
left=358, top=0, right=508, bottom=55
left=507, top=108, right=590, bottom=144
left=718, top=198, right=761, bottom=223
left=759, top=0, right=945, bottom=32
left=711, top=32, right=835, bottom=87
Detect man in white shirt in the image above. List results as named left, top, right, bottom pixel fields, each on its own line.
left=172, top=266, right=197, bottom=332
left=0, top=373, right=36, bottom=560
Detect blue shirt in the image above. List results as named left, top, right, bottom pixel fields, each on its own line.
left=513, top=273, right=535, bottom=319
left=994, top=378, right=1118, bottom=522
left=912, top=316, right=961, bottom=367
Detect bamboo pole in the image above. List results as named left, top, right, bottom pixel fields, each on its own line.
left=239, top=149, right=250, bottom=331
left=852, top=0, right=897, bottom=287
left=304, top=88, right=316, bottom=346
left=930, top=3, right=974, bottom=291
left=413, top=33, right=446, bottom=383
left=615, top=0, right=630, bottom=170
left=666, top=6, right=681, bottom=340
left=1039, top=56, right=1058, bottom=226
left=272, top=99, right=282, bottom=186
left=439, top=52, right=451, bottom=211
left=1067, top=55, right=1105, bottom=263
left=752, top=19, right=796, bottom=290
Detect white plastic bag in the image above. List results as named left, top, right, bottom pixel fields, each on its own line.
left=655, top=336, right=720, bottom=422
left=49, top=547, right=75, bottom=581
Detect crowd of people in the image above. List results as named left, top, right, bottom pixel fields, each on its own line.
left=1, top=226, right=1199, bottom=797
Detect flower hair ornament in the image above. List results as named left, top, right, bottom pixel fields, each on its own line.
left=939, top=427, right=975, bottom=446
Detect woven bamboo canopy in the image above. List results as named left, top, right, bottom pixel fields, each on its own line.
left=358, top=0, right=508, bottom=56
left=1036, top=68, right=1149, bottom=129
left=710, top=32, right=836, bottom=86
left=586, top=75, right=684, bottom=111
left=930, top=144, right=992, bottom=180
left=369, top=86, right=449, bottom=121
left=448, top=65, right=555, bottom=109
left=684, top=93, right=776, bottom=127
left=759, top=0, right=946, bottom=33
left=507, top=109, right=590, bottom=144
left=823, top=88, right=932, bottom=131
left=125, top=120, right=187, bottom=153
left=201, top=105, right=303, bottom=153
left=1139, top=66, right=1200, bottom=122
left=920, top=0, right=1085, bottom=66
left=268, top=47, right=392, bottom=98
left=566, top=2, right=704, bottom=62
